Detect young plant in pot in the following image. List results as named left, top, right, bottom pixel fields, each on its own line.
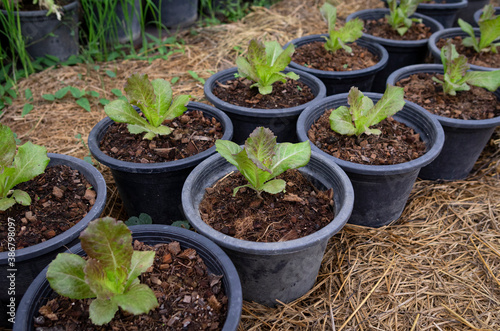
left=428, top=4, right=500, bottom=71
left=345, top=0, right=443, bottom=92
left=387, top=42, right=500, bottom=180
left=204, top=39, right=326, bottom=144
left=88, top=73, right=233, bottom=225
left=296, top=85, right=444, bottom=227
left=0, top=124, right=107, bottom=328
left=182, top=127, right=354, bottom=306
left=14, top=217, right=243, bottom=330
left=286, top=2, right=389, bottom=96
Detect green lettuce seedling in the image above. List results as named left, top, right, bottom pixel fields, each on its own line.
left=235, top=39, right=299, bottom=95
left=320, top=2, right=363, bottom=53
left=0, top=124, right=49, bottom=211
left=104, top=73, right=191, bottom=140
left=458, top=4, right=500, bottom=53
left=329, top=85, right=405, bottom=136
left=432, top=41, right=500, bottom=96
left=385, top=0, right=423, bottom=36
left=215, top=127, right=311, bottom=197
left=46, top=217, right=158, bottom=325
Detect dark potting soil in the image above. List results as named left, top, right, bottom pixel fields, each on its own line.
left=199, top=169, right=335, bottom=243
left=308, top=111, right=427, bottom=165
left=291, top=41, right=379, bottom=71
left=0, top=165, right=95, bottom=252
left=100, top=110, right=223, bottom=163
left=35, top=240, right=228, bottom=330
left=211, top=77, right=315, bottom=109
left=396, top=73, right=500, bottom=120
left=435, top=36, right=500, bottom=68
left=363, top=17, right=433, bottom=40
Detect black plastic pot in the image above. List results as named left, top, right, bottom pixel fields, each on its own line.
left=149, top=0, right=198, bottom=28
left=88, top=102, right=233, bottom=224
left=204, top=67, right=327, bottom=144
left=428, top=28, right=499, bottom=71
left=382, top=0, right=468, bottom=28
left=14, top=224, right=242, bottom=330
left=0, top=1, right=79, bottom=61
left=473, top=6, right=500, bottom=26
left=346, top=9, right=444, bottom=93
left=111, top=0, right=141, bottom=44
left=182, top=151, right=354, bottom=306
left=387, top=64, right=500, bottom=180
left=0, top=153, right=106, bottom=328
left=296, top=93, right=444, bottom=227
left=455, top=0, right=489, bottom=26
left=284, top=35, right=389, bottom=95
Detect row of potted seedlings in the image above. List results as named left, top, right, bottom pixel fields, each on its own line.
left=1, top=1, right=499, bottom=329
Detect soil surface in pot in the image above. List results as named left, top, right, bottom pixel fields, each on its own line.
left=308, top=111, right=427, bottom=165
left=363, top=17, right=433, bottom=40
left=396, top=73, right=500, bottom=120
left=435, top=36, right=500, bottom=68
left=199, top=169, right=334, bottom=242
left=212, top=77, right=315, bottom=109
left=35, top=240, right=228, bottom=330
left=0, top=165, right=95, bottom=252
left=291, top=42, right=379, bottom=71
left=100, top=110, right=223, bottom=163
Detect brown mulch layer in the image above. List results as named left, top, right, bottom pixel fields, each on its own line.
left=35, top=240, right=228, bottom=330
left=100, top=110, right=223, bottom=163
left=199, top=169, right=334, bottom=242
left=212, top=78, right=315, bottom=109
left=309, top=110, right=427, bottom=165
left=0, top=165, right=95, bottom=252
left=363, top=17, right=433, bottom=40
left=435, top=36, right=500, bottom=68
left=396, top=73, right=500, bottom=120
left=291, top=42, right=379, bottom=71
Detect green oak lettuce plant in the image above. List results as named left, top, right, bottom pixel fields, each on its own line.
left=385, top=0, right=423, bottom=36
left=215, top=127, right=311, bottom=198
left=320, top=2, right=363, bottom=53
left=235, top=39, right=299, bottom=95
left=458, top=4, right=500, bottom=54
left=432, top=42, right=500, bottom=96
left=104, top=73, right=191, bottom=140
left=0, top=123, right=49, bottom=211
left=46, top=217, right=158, bottom=325
left=329, top=85, right=406, bottom=136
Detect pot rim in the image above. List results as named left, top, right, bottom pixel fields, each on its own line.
left=0, top=0, right=78, bottom=17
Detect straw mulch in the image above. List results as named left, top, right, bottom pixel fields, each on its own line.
left=1, top=0, right=499, bottom=329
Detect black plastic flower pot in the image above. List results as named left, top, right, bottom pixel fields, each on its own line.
left=455, top=0, right=489, bottom=26
left=14, top=224, right=243, bottom=330
left=346, top=9, right=444, bottom=93
left=0, top=153, right=106, bottom=328
left=182, top=151, right=354, bottom=306
left=284, top=35, right=389, bottom=96
left=474, top=7, right=500, bottom=26
left=387, top=64, right=500, bottom=180
left=149, top=0, right=198, bottom=28
left=382, top=0, right=468, bottom=28
left=296, top=93, right=445, bottom=227
left=204, top=67, right=327, bottom=144
left=0, top=1, right=79, bottom=61
left=88, top=102, right=233, bottom=225
left=428, top=28, right=499, bottom=71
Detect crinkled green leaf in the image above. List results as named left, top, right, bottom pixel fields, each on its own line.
left=215, top=140, right=243, bottom=167
left=0, top=167, right=15, bottom=199
left=386, top=0, right=421, bottom=36
left=5, top=141, right=49, bottom=192
left=348, top=87, right=374, bottom=121
left=0, top=198, right=15, bottom=211
left=270, top=141, right=311, bottom=178
left=268, top=42, right=295, bottom=72
left=458, top=18, right=482, bottom=52
left=465, top=70, right=500, bottom=92
left=46, top=253, right=94, bottom=299
left=320, top=2, right=337, bottom=30
left=151, top=79, right=173, bottom=126
left=85, top=258, right=124, bottom=298
left=0, top=124, right=15, bottom=168
left=89, top=298, right=119, bottom=325
left=113, top=283, right=158, bottom=315
left=125, top=74, right=156, bottom=121
left=236, top=57, right=259, bottom=83
left=329, top=105, right=357, bottom=136
left=105, top=99, right=149, bottom=127
left=359, top=85, right=405, bottom=133
left=245, top=127, right=275, bottom=172
left=164, top=94, right=190, bottom=121
left=479, top=14, right=500, bottom=51
left=11, top=189, right=31, bottom=206
left=261, top=179, right=286, bottom=195
left=125, top=251, right=155, bottom=290
left=233, top=148, right=268, bottom=190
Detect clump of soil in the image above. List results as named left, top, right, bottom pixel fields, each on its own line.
left=100, top=110, right=223, bottom=163
left=199, top=169, right=335, bottom=242
left=292, top=42, right=379, bottom=71
left=35, top=240, right=228, bottom=330
left=363, top=17, right=433, bottom=40
left=0, top=165, right=95, bottom=252
left=435, top=36, right=500, bottom=68
left=308, top=111, right=427, bottom=165
left=211, top=77, right=315, bottom=109
left=395, top=72, right=500, bottom=120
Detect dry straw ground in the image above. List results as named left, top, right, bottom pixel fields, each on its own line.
left=1, top=0, right=500, bottom=329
